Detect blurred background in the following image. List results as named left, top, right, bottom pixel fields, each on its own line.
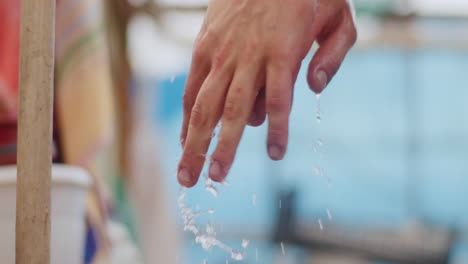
left=99, top=0, right=468, bottom=263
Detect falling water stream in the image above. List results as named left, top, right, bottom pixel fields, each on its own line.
left=178, top=175, right=247, bottom=263
left=314, top=93, right=333, bottom=227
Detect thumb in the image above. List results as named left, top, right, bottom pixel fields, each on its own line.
left=307, top=16, right=357, bottom=94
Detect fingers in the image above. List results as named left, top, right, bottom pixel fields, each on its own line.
left=307, top=14, right=357, bottom=94
left=266, top=62, right=295, bottom=161
left=177, top=69, right=232, bottom=187
left=209, top=65, right=261, bottom=182
left=247, top=88, right=266, bottom=127
left=180, top=50, right=211, bottom=147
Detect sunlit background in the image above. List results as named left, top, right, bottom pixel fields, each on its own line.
left=121, top=0, right=468, bottom=263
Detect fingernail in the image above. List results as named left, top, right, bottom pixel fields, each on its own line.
left=209, top=161, right=222, bottom=179
left=315, top=70, right=328, bottom=93
left=268, top=145, right=283, bottom=160
left=178, top=168, right=192, bottom=185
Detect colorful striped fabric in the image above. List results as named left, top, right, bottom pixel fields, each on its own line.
left=56, top=0, right=115, bottom=263
left=0, top=0, right=116, bottom=263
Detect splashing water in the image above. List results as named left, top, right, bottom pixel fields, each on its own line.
left=203, top=154, right=211, bottom=166
left=241, top=239, right=250, bottom=248
left=314, top=93, right=333, bottom=221
left=231, top=251, right=245, bottom=261
left=220, top=179, right=230, bottom=186
left=205, top=176, right=219, bottom=197
left=326, top=177, right=332, bottom=188
left=313, top=166, right=324, bottom=177
left=189, top=209, right=216, bottom=219
left=317, top=138, right=324, bottom=146
left=316, top=93, right=322, bottom=124
left=255, top=248, right=259, bottom=261
left=326, top=209, right=332, bottom=220
left=206, top=223, right=216, bottom=235
left=178, top=185, right=245, bottom=261
left=318, top=219, right=324, bottom=230
left=280, top=242, right=286, bottom=256
left=170, top=75, right=176, bottom=83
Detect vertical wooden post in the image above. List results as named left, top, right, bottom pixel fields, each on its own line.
left=16, top=0, right=55, bottom=263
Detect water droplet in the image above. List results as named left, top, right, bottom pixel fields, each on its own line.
left=221, top=179, right=230, bottom=186
left=317, top=138, right=324, bottom=146
left=326, top=209, right=332, bottom=220
left=280, top=242, right=286, bottom=256
left=252, top=193, right=257, bottom=206
left=179, top=177, right=246, bottom=261
left=318, top=219, right=323, bottom=230
left=206, top=223, right=216, bottom=235
left=255, top=248, right=259, bottom=261
left=203, top=155, right=211, bottom=166
left=241, top=239, right=250, bottom=248
left=231, top=250, right=244, bottom=261
left=205, top=177, right=219, bottom=197
left=196, top=234, right=216, bottom=250
left=326, top=177, right=332, bottom=188
left=316, top=93, right=322, bottom=124
left=314, top=167, right=324, bottom=177
left=206, top=186, right=219, bottom=197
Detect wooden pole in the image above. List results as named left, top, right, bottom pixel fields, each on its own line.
left=16, top=0, right=55, bottom=263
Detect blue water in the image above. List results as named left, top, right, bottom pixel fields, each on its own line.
left=153, top=49, right=468, bottom=263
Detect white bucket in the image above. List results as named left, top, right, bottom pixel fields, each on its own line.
left=0, top=165, right=91, bottom=264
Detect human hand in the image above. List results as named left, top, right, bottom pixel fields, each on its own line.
left=178, top=0, right=357, bottom=187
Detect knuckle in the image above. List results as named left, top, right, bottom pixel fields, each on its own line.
left=268, top=124, right=288, bottom=141
left=267, top=93, right=290, bottom=114
left=242, top=40, right=260, bottom=59
left=214, top=141, right=230, bottom=157
left=269, top=45, right=295, bottom=63
left=213, top=142, right=234, bottom=164
left=212, top=41, right=232, bottom=70
left=270, top=49, right=290, bottom=62
left=223, top=99, right=242, bottom=121
left=342, top=13, right=358, bottom=46
left=189, top=103, right=209, bottom=129
left=192, top=34, right=211, bottom=64
left=192, top=46, right=208, bottom=65
left=349, top=26, right=358, bottom=46
left=182, top=92, right=194, bottom=111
